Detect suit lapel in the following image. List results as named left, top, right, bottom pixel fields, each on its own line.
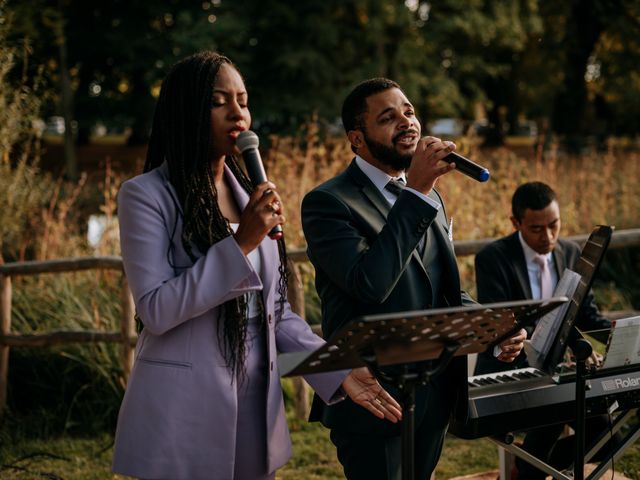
left=347, top=161, right=428, bottom=274
left=507, top=232, right=533, bottom=299
left=425, top=190, right=455, bottom=259
left=224, top=164, right=277, bottom=300
left=428, top=220, right=457, bottom=306
left=347, top=160, right=391, bottom=223
left=159, top=161, right=184, bottom=216
left=552, top=242, right=566, bottom=277
left=424, top=190, right=466, bottom=307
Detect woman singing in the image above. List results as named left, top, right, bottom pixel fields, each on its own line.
left=112, top=51, right=401, bottom=480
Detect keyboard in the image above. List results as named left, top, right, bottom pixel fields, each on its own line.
left=450, top=364, right=640, bottom=439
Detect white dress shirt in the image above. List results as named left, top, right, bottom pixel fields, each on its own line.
left=493, top=233, right=560, bottom=357
left=354, top=156, right=441, bottom=210
left=230, top=223, right=263, bottom=317
left=518, top=231, right=559, bottom=299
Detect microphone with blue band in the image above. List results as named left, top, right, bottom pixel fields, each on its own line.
left=443, top=152, right=490, bottom=182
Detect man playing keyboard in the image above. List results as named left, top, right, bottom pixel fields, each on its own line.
left=474, top=181, right=612, bottom=479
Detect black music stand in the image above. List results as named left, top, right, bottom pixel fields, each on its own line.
left=279, top=297, right=568, bottom=480
left=571, top=337, right=593, bottom=480
left=523, top=225, right=613, bottom=480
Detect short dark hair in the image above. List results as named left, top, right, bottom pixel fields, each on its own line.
left=511, top=182, right=558, bottom=221
left=341, top=78, right=401, bottom=134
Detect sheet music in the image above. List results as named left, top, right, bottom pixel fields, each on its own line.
left=529, top=269, right=581, bottom=358
left=602, top=316, right=640, bottom=369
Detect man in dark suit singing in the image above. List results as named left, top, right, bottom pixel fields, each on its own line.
left=474, top=181, right=612, bottom=479
left=301, top=77, right=526, bottom=479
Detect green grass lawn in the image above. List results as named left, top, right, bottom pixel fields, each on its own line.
left=1, top=421, right=638, bottom=479
left=281, top=420, right=501, bottom=479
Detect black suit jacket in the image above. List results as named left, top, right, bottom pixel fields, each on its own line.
left=302, top=159, right=475, bottom=435
left=474, top=231, right=611, bottom=374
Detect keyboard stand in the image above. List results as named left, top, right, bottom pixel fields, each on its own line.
left=573, top=337, right=593, bottom=480
left=492, top=407, right=640, bottom=479
left=586, top=409, right=640, bottom=478
left=490, top=339, right=640, bottom=480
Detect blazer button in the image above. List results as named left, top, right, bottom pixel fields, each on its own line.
left=270, top=361, right=273, bottom=371
left=268, top=314, right=272, bottom=324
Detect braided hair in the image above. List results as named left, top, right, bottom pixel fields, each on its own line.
left=143, top=51, right=289, bottom=381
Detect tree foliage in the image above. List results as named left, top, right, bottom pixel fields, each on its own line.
left=0, top=2, right=53, bottom=262
left=4, top=0, right=640, bottom=156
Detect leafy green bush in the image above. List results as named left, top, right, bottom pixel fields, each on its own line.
left=0, top=9, right=49, bottom=263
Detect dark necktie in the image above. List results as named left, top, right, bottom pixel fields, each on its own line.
left=385, top=178, right=406, bottom=196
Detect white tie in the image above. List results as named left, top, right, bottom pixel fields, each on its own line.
left=533, top=254, right=553, bottom=299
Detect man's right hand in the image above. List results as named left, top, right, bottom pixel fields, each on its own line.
left=405, top=136, right=457, bottom=195
left=341, top=367, right=403, bottom=423
left=233, top=182, right=285, bottom=255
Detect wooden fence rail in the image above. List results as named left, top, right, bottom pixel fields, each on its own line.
left=1, top=228, right=639, bottom=416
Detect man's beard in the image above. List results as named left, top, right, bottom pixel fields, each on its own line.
left=363, top=132, right=414, bottom=171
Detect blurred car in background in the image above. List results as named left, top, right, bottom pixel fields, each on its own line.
left=44, top=116, right=65, bottom=135
left=428, top=118, right=465, bottom=137
left=512, top=120, right=538, bottom=137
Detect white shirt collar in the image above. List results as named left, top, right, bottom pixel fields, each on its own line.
left=518, top=231, right=552, bottom=265
left=354, top=155, right=406, bottom=195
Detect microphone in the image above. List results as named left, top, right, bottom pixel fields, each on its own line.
left=442, top=152, right=490, bottom=182
left=236, top=130, right=283, bottom=240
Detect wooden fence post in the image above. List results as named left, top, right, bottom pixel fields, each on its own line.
left=0, top=274, right=12, bottom=414
left=286, top=259, right=310, bottom=420
left=120, top=278, right=136, bottom=383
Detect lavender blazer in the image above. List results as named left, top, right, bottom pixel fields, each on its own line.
left=112, top=162, right=346, bottom=479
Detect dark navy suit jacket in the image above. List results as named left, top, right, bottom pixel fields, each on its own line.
left=302, top=159, right=476, bottom=435
left=474, top=231, right=611, bottom=375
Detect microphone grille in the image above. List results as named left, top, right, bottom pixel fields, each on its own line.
left=236, top=130, right=259, bottom=152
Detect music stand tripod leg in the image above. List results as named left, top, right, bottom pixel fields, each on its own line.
left=571, top=338, right=593, bottom=480
left=365, top=342, right=459, bottom=480
left=400, top=371, right=417, bottom=480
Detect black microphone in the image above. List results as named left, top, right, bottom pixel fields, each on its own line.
left=442, top=152, right=490, bottom=182
left=236, top=130, right=283, bottom=240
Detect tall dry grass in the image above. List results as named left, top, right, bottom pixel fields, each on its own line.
left=266, top=130, right=639, bottom=248
left=264, top=120, right=354, bottom=248
left=4, top=159, right=128, bottom=435
left=0, top=31, right=127, bottom=430
left=264, top=125, right=639, bottom=307
left=2, top=109, right=638, bottom=433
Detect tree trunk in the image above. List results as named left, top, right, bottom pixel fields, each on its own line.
left=482, top=79, right=507, bottom=147
left=57, top=5, right=77, bottom=178
left=552, top=0, right=604, bottom=152
left=125, top=68, right=154, bottom=146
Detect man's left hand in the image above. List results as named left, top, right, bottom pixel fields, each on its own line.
left=496, top=328, right=527, bottom=363
left=341, top=367, right=403, bottom=423
left=586, top=350, right=603, bottom=368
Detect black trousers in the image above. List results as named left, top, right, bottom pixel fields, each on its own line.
left=328, top=385, right=450, bottom=480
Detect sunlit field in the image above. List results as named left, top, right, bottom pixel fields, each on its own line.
left=2, top=131, right=639, bottom=479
